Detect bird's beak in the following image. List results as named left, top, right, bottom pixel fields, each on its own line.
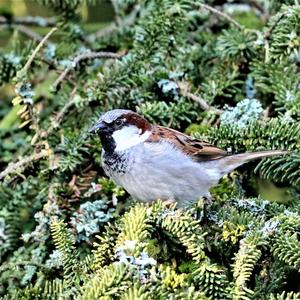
left=89, top=121, right=108, bottom=134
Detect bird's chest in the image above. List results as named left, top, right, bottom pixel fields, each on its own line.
left=101, top=143, right=200, bottom=204
left=102, top=150, right=131, bottom=176
left=101, top=145, right=159, bottom=198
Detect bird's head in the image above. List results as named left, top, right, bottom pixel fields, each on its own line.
left=89, top=109, right=152, bottom=153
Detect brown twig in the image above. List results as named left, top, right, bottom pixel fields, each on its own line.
left=52, top=51, right=125, bottom=90
left=197, top=3, right=243, bottom=30
left=0, top=150, right=49, bottom=180
left=178, top=81, right=223, bottom=114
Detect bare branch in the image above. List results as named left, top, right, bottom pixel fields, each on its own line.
left=197, top=3, right=243, bottom=30
left=17, top=27, right=57, bottom=79
left=178, top=81, right=223, bottom=114
left=52, top=51, right=125, bottom=90
left=0, top=16, right=56, bottom=27
left=0, top=150, right=49, bottom=180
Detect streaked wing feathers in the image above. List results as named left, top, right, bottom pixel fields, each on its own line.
left=147, top=126, right=228, bottom=161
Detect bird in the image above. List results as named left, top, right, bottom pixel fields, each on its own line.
left=89, top=109, right=287, bottom=208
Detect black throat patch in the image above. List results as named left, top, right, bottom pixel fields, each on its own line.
left=99, top=130, right=130, bottom=174
left=98, top=131, right=116, bottom=155
left=102, top=151, right=129, bottom=174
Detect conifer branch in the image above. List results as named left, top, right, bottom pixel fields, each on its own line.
left=0, top=261, right=47, bottom=272
left=1, top=1, right=300, bottom=298
left=263, top=12, right=285, bottom=63
left=264, top=12, right=285, bottom=39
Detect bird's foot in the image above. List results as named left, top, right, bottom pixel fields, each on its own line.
left=203, top=192, right=213, bottom=205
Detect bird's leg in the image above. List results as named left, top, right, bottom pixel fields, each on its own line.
left=163, top=198, right=176, bottom=208
left=195, top=193, right=213, bottom=220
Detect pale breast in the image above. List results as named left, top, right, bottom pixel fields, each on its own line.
left=102, top=141, right=220, bottom=207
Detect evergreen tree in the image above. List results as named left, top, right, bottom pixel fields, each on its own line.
left=0, top=0, right=300, bottom=299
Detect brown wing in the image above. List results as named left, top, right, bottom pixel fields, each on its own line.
left=147, top=125, right=228, bottom=162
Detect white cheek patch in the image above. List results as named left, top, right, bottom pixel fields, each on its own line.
left=112, top=125, right=151, bottom=151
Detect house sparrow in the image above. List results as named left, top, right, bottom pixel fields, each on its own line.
left=89, top=109, right=287, bottom=208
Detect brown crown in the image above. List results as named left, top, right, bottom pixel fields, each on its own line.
left=124, top=112, right=152, bottom=134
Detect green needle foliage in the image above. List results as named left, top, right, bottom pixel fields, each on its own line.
left=0, top=0, right=300, bottom=299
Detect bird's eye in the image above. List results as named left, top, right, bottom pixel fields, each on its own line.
left=115, top=119, right=123, bottom=126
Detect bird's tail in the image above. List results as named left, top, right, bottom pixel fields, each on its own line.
left=217, top=150, right=288, bottom=176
